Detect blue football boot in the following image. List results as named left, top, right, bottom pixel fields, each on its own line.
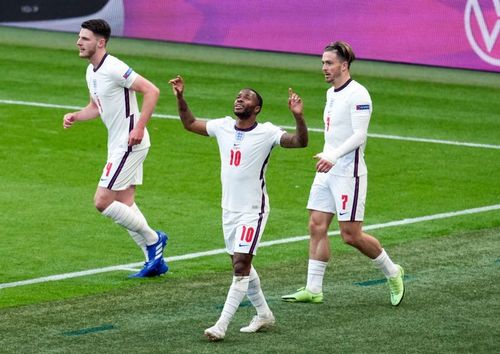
left=129, top=231, right=168, bottom=278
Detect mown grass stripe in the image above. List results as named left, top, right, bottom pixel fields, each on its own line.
left=1, top=204, right=498, bottom=290
left=1, top=99, right=499, bottom=150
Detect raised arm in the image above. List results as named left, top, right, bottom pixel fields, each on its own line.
left=128, top=75, right=160, bottom=146
left=280, top=88, right=308, bottom=148
left=62, top=95, right=100, bottom=129
left=168, top=75, right=208, bottom=136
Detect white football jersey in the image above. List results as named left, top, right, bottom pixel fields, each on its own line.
left=86, top=53, right=150, bottom=154
left=323, top=79, right=372, bottom=177
left=206, top=117, right=285, bottom=213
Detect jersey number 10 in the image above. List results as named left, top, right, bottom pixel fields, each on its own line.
left=230, top=149, right=241, bottom=166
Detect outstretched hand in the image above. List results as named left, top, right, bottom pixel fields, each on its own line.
left=288, top=88, right=303, bottom=115
left=168, top=75, right=184, bottom=98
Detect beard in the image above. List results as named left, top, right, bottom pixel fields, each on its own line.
left=79, top=45, right=97, bottom=59
left=234, top=108, right=252, bottom=119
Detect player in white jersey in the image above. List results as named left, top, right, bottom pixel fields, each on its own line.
left=169, top=75, right=308, bottom=341
left=282, top=41, right=405, bottom=306
left=62, top=19, right=168, bottom=278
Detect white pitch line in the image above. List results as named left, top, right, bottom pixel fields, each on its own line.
left=119, top=267, right=142, bottom=272
left=0, top=99, right=83, bottom=111
left=365, top=133, right=500, bottom=150
left=1, top=204, right=499, bottom=290
left=2, top=99, right=499, bottom=150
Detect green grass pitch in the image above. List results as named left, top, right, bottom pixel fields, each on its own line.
left=0, top=26, right=499, bottom=353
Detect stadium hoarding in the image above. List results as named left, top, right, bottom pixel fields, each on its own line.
left=1, top=0, right=499, bottom=72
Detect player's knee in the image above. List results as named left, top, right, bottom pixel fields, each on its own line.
left=95, top=203, right=106, bottom=212
left=94, top=196, right=111, bottom=212
left=309, top=219, right=328, bottom=237
left=232, top=260, right=251, bottom=276
left=340, top=230, right=359, bottom=247
left=341, top=234, right=356, bottom=247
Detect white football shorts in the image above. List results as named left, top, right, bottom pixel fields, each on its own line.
left=222, top=209, right=269, bottom=255
left=98, top=148, right=149, bottom=191
left=307, top=172, right=367, bottom=222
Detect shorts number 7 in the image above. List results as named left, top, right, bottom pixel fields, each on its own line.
left=341, top=194, right=348, bottom=210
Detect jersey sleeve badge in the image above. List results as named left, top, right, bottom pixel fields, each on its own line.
left=123, top=67, right=134, bottom=79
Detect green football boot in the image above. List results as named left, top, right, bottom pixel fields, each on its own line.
left=281, top=287, right=323, bottom=303
left=388, top=265, right=405, bottom=306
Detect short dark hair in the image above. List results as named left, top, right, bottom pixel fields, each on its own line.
left=246, top=88, right=263, bottom=110
left=81, top=19, right=111, bottom=43
left=324, top=41, right=355, bottom=68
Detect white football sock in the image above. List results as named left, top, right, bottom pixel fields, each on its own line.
left=372, top=249, right=399, bottom=278
left=102, top=201, right=158, bottom=245
left=216, top=276, right=250, bottom=331
left=306, top=259, right=328, bottom=294
left=247, top=266, right=272, bottom=317
left=126, top=203, right=148, bottom=260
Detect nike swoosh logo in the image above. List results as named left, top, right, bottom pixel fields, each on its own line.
left=238, top=244, right=249, bottom=247
left=339, top=212, right=349, bottom=216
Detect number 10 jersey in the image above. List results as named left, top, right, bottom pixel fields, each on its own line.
left=207, top=117, right=285, bottom=213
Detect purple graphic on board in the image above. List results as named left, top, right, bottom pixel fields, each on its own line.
left=122, top=0, right=500, bottom=72
left=1, top=0, right=499, bottom=72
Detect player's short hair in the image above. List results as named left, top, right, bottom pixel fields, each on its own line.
left=246, top=88, right=263, bottom=111
left=81, top=19, right=111, bottom=43
left=324, top=41, right=355, bottom=68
